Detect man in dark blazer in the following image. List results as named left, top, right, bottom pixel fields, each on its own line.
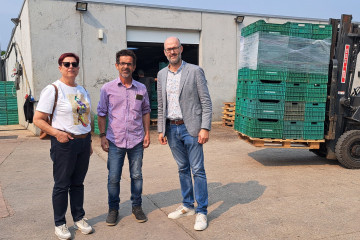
left=157, top=37, right=212, bottom=231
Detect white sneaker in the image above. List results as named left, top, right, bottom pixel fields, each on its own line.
left=55, top=224, right=71, bottom=240
left=194, top=213, right=207, bottom=231
left=168, top=205, right=195, bottom=219
left=74, top=218, right=93, bottom=234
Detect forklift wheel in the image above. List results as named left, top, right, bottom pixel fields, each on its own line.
left=335, top=130, right=360, bottom=169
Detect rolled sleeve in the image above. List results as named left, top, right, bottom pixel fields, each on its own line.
left=142, top=90, right=151, bottom=115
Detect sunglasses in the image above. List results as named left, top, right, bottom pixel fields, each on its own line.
left=62, top=62, right=79, bottom=68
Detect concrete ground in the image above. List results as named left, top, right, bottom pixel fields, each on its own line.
left=1, top=123, right=360, bottom=240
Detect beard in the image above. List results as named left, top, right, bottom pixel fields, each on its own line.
left=120, top=70, right=132, bottom=78
left=167, top=53, right=182, bottom=65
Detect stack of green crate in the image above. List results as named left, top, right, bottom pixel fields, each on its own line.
left=0, top=81, right=18, bottom=125
left=235, top=73, right=285, bottom=139
left=236, top=20, right=331, bottom=140
left=150, top=82, right=158, bottom=119
left=93, top=114, right=100, bottom=134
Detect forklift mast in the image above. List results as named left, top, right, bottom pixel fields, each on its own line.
left=325, top=14, right=360, bottom=158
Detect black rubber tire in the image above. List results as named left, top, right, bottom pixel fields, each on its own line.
left=335, top=130, right=360, bottom=169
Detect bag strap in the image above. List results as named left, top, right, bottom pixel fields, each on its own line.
left=49, top=84, right=58, bottom=125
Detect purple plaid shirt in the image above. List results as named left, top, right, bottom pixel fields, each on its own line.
left=97, top=77, right=151, bottom=149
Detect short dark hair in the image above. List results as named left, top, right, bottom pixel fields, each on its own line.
left=116, top=49, right=136, bottom=65
left=58, top=53, right=79, bottom=66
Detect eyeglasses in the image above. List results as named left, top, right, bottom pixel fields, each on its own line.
left=117, top=62, right=133, bottom=67
left=62, top=62, right=79, bottom=68
left=164, top=46, right=181, bottom=53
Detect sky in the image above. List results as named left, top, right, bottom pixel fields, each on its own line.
left=1, top=0, right=359, bottom=51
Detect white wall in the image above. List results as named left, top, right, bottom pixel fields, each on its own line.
left=126, top=6, right=201, bottom=30
left=201, top=12, right=238, bottom=121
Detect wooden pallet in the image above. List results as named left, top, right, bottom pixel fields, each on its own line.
left=237, top=131, right=324, bottom=149
left=222, top=117, right=234, bottom=127
left=222, top=102, right=236, bottom=127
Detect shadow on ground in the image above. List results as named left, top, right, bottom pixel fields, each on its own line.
left=86, top=181, right=266, bottom=226
left=248, top=148, right=340, bottom=167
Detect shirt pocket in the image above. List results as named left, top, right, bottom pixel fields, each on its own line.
left=133, top=99, right=143, bottom=112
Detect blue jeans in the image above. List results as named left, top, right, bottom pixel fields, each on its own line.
left=107, top=141, right=144, bottom=210
left=166, top=123, right=208, bottom=215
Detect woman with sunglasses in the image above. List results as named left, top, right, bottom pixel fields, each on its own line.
left=33, top=53, right=93, bottom=240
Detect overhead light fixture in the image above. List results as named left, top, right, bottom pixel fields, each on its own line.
left=76, top=2, right=88, bottom=11
left=11, top=18, right=20, bottom=26
left=235, top=16, right=245, bottom=23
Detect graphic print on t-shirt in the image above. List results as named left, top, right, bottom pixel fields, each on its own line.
left=67, top=94, right=90, bottom=127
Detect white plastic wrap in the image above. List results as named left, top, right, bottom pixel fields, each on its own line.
left=239, top=32, right=331, bottom=74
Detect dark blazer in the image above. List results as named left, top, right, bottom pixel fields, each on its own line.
left=157, top=61, right=212, bottom=137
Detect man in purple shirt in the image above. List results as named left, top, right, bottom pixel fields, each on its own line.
left=97, top=49, right=150, bottom=226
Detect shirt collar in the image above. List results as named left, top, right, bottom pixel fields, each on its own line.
left=168, top=60, right=186, bottom=74
left=116, top=77, right=137, bottom=89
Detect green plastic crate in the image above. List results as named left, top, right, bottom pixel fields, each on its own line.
left=308, top=73, right=328, bottom=84
left=303, top=121, right=324, bottom=140
left=311, top=34, right=332, bottom=40
left=285, top=83, right=307, bottom=101
left=306, top=83, right=327, bottom=102
left=236, top=115, right=248, bottom=134
left=311, top=24, right=332, bottom=40
left=234, top=113, right=242, bottom=132
left=283, top=121, right=304, bottom=139
left=150, top=92, right=157, bottom=100
left=150, top=82, right=156, bottom=91
left=304, top=102, right=326, bottom=121
left=5, top=97, right=17, bottom=110
left=241, top=20, right=289, bottom=37
left=286, top=22, right=312, bottom=38
left=150, top=111, right=158, bottom=118
left=93, top=114, right=109, bottom=135
left=287, top=72, right=308, bottom=83
left=284, top=101, right=305, bottom=121
left=235, top=97, right=243, bottom=113
left=246, top=80, right=285, bottom=100
left=0, top=111, right=7, bottom=125
left=245, top=118, right=283, bottom=139
left=244, top=99, right=284, bottom=120
left=0, top=96, right=6, bottom=110
left=0, top=82, right=15, bottom=96
left=150, top=101, right=158, bottom=109
left=6, top=111, right=18, bottom=125
left=239, top=98, right=249, bottom=116
left=238, top=68, right=287, bottom=81
left=93, top=115, right=99, bottom=134
left=236, top=81, right=245, bottom=98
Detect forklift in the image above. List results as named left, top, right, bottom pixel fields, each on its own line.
left=312, top=14, right=360, bottom=168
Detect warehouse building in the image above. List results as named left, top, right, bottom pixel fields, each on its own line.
left=4, top=0, right=333, bottom=134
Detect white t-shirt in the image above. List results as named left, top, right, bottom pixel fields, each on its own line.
left=36, top=80, right=91, bottom=135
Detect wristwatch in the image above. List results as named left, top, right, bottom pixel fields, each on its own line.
left=99, top=133, right=106, bottom=137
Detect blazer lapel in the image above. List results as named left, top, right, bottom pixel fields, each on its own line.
left=179, top=63, right=189, bottom=95
left=162, top=69, right=168, bottom=111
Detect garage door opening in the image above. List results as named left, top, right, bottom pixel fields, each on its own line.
left=127, top=41, right=199, bottom=79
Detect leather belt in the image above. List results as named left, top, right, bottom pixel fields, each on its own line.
left=168, top=119, right=184, bottom=125
left=68, top=132, right=89, bottom=139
